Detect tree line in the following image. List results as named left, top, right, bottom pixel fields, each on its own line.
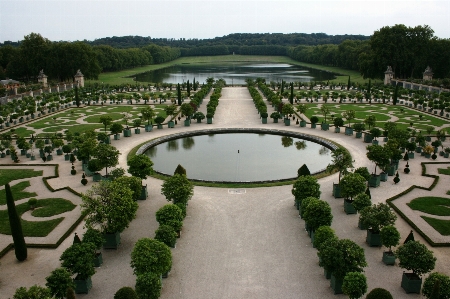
left=288, top=25, right=450, bottom=80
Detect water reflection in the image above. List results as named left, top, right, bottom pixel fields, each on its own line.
left=281, top=136, right=294, bottom=147
left=167, top=140, right=179, bottom=151
left=182, top=137, right=195, bottom=150
left=295, top=141, right=307, bottom=150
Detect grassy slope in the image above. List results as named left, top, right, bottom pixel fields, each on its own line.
left=88, top=55, right=374, bottom=86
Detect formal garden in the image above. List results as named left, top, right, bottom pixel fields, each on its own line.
left=1, top=76, right=450, bottom=298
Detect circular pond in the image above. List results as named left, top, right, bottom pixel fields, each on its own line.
left=139, top=129, right=336, bottom=183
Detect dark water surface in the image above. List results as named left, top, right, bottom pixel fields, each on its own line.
left=144, top=133, right=333, bottom=182
left=135, top=62, right=336, bottom=85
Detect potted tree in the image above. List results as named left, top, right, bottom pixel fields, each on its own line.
left=156, top=204, right=184, bottom=237
left=342, top=272, right=367, bottom=299
left=135, top=272, right=162, bottom=299
left=260, top=112, right=268, bottom=124
left=343, top=110, right=356, bottom=135
left=326, top=148, right=353, bottom=198
left=296, top=104, right=307, bottom=127
left=87, top=158, right=103, bottom=182
left=319, top=239, right=367, bottom=294
left=300, top=196, right=319, bottom=233
left=154, top=115, right=165, bottom=129
left=396, top=240, right=436, bottom=294
left=282, top=103, right=295, bottom=126
left=353, top=123, right=365, bottom=138
left=340, top=173, right=366, bottom=215
left=122, top=112, right=132, bottom=137
left=141, top=106, right=155, bottom=132
left=366, top=144, right=390, bottom=187
left=130, top=238, right=172, bottom=277
left=291, top=175, right=321, bottom=211
left=110, top=123, right=123, bottom=140
left=380, top=225, right=400, bottom=265
left=320, top=105, right=330, bottom=130
left=45, top=267, right=75, bottom=299
left=81, top=180, right=139, bottom=249
left=353, top=194, right=371, bottom=230
left=359, top=203, right=397, bottom=247
left=127, top=154, right=154, bottom=200
left=370, top=127, right=382, bottom=145
left=193, top=111, right=205, bottom=123
left=164, top=104, right=177, bottom=128
left=180, top=103, right=194, bottom=126
left=82, top=228, right=105, bottom=267
left=310, top=116, right=319, bottom=128
left=312, top=225, right=337, bottom=250
left=155, top=224, right=177, bottom=248
left=133, top=119, right=142, bottom=134
left=422, top=272, right=450, bottom=299
left=334, top=117, right=344, bottom=133
left=60, top=242, right=96, bottom=294
left=270, top=111, right=281, bottom=123
left=62, top=144, right=73, bottom=161
left=161, top=173, right=194, bottom=206
left=303, top=199, right=333, bottom=242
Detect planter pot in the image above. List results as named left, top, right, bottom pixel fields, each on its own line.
left=168, top=121, right=175, bottom=128
left=64, top=154, right=70, bottom=161
left=93, top=252, right=103, bottom=267
left=445, top=153, right=449, bottom=158
left=145, top=124, right=153, bottom=132
left=284, top=118, right=291, bottom=126
left=207, top=117, right=213, bottom=124
left=334, top=127, right=340, bottom=133
left=123, top=129, right=131, bottom=137
left=368, top=174, right=381, bottom=187
left=114, top=134, right=120, bottom=140
left=408, top=152, right=415, bottom=159
left=273, top=118, right=279, bottom=123
left=424, top=153, right=431, bottom=158
left=30, top=155, right=36, bottom=161
left=103, top=232, right=121, bottom=249
left=140, top=185, right=148, bottom=200
left=330, top=274, right=344, bottom=294
left=311, top=123, right=316, bottom=129
left=0, top=153, right=5, bottom=158
left=184, top=119, right=191, bottom=126
left=92, top=173, right=102, bottom=182
left=46, top=155, right=53, bottom=161
left=196, top=118, right=202, bottom=123
left=26, top=153, right=31, bottom=158
left=355, top=132, right=362, bottom=138
left=366, top=229, right=382, bottom=247
left=56, top=149, right=63, bottom=155
left=426, top=136, right=431, bottom=141
left=382, top=251, right=396, bottom=265
left=372, top=139, right=379, bottom=145
left=134, top=128, right=140, bottom=134
left=401, top=272, right=422, bottom=294
left=321, top=123, right=329, bottom=131
left=358, top=218, right=368, bottom=230
left=20, top=149, right=27, bottom=156
left=383, top=137, right=389, bottom=142
left=299, top=120, right=306, bottom=127
left=364, top=133, right=373, bottom=143
left=261, top=117, right=267, bottom=124
left=387, top=164, right=397, bottom=176
left=74, top=276, right=92, bottom=294
left=380, top=172, right=388, bottom=182
left=157, top=124, right=163, bottom=129
left=104, top=136, right=111, bottom=144
left=84, top=167, right=94, bottom=177
left=344, top=199, right=357, bottom=214
left=324, top=268, right=331, bottom=279
left=332, top=183, right=342, bottom=198
left=44, top=139, right=50, bottom=144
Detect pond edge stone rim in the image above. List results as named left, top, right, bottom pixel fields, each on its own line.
left=136, top=128, right=339, bottom=184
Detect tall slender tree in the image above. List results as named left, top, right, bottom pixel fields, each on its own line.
left=289, top=82, right=294, bottom=104
left=393, top=83, right=399, bottom=105
left=186, top=80, right=191, bottom=97
left=5, top=183, right=27, bottom=261
left=177, top=83, right=182, bottom=106
left=347, top=76, right=351, bottom=90
left=193, top=77, right=197, bottom=91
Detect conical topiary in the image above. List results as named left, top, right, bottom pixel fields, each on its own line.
left=365, top=186, right=371, bottom=199
left=81, top=173, right=88, bottom=186
left=5, top=183, right=27, bottom=261
left=174, top=164, right=187, bottom=176
left=73, top=233, right=81, bottom=244
left=404, top=230, right=415, bottom=244
left=394, top=171, right=400, bottom=184
left=297, top=164, right=311, bottom=177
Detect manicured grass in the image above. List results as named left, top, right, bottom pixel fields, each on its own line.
left=408, top=196, right=450, bottom=216
left=86, top=55, right=374, bottom=86
left=0, top=198, right=75, bottom=236
left=421, top=216, right=450, bottom=236
left=31, top=198, right=76, bottom=217
left=13, top=127, right=36, bottom=138
left=0, top=181, right=37, bottom=205
left=0, top=169, right=43, bottom=186
left=438, top=167, right=450, bottom=175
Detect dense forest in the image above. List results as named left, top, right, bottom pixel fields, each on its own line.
left=0, top=26, right=449, bottom=83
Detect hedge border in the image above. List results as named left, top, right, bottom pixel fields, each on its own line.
left=386, top=162, right=449, bottom=247
left=0, top=163, right=84, bottom=258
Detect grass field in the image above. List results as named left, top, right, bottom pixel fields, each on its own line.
left=422, top=216, right=450, bottom=236
left=0, top=181, right=37, bottom=205
left=408, top=196, right=450, bottom=216
left=86, top=55, right=373, bottom=86
left=0, top=169, right=43, bottom=186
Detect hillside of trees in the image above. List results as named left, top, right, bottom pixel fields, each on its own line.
left=0, top=26, right=449, bottom=83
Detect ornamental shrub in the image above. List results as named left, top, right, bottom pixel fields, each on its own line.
left=135, top=272, right=162, bottom=299
left=297, top=164, right=310, bottom=177
left=130, top=238, right=172, bottom=276
left=156, top=204, right=183, bottom=232
left=114, top=286, right=138, bottom=299
left=155, top=224, right=177, bottom=248
left=422, top=272, right=450, bottom=299
left=5, top=183, right=27, bottom=261
left=365, top=288, right=393, bottom=299
left=342, top=272, right=367, bottom=299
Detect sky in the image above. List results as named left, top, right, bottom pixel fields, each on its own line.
left=0, top=0, right=449, bottom=43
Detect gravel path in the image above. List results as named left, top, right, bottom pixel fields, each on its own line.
left=1, top=87, right=450, bottom=298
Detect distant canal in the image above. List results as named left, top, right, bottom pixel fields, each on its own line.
left=134, top=62, right=336, bottom=85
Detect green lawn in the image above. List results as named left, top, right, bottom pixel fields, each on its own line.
left=0, top=181, right=37, bottom=205
left=0, top=169, right=43, bottom=186
left=438, top=167, right=450, bottom=175
left=408, top=197, right=450, bottom=216
left=0, top=197, right=75, bottom=236
left=421, top=216, right=450, bottom=236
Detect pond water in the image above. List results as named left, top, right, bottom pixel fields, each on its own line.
left=134, top=63, right=336, bottom=85
left=144, top=133, right=333, bottom=182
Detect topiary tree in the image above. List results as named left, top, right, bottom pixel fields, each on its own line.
left=5, top=183, right=27, bottom=261
left=156, top=204, right=183, bottom=232
left=342, top=272, right=367, bottom=299
left=354, top=167, right=371, bottom=181
left=130, top=238, right=172, bottom=276
left=141, top=106, right=156, bottom=126
left=422, top=272, right=450, bottom=299
left=155, top=224, right=177, bottom=248
left=340, top=173, right=366, bottom=201
left=297, top=164, right=310, bottom=177
left=366, top=144, right=390, bottom=175
left=353, top=194, right=371, bottom=213
left=380, top=225, right=400, bottom=253
left=12, top=285, right=52, bottom=299
left=326, top=148, right=353, bottom=184
left=291, top=175, right=321, bottom=209
left=60, top=242, right=96, bottom=280
left=99, top=115, right=113, bottom=132
left=45, top=268, right=75, bottom=299
left=110, top=123, right=124, bottom=135
left=303, top=200, right=333, bottom=232
left=135, top=272, right=162, bottom=299
left=396, top=240, right=436, bottom=277
left=161, top=173, right=194, bottom=205
left=114, top=176, right=143, bottom=202
left=174, top=164, right=187, bottom=176
left=114, top=287, right=138, bottom=299
left=92, top=143, right=120, bottom=176
left=365, top=288, right=393, bottom=299
left=359, top=203, right=397, bottom=234
left=312, top=225, right=337, bottom=251
left=127, top=154, right=154, bottom=181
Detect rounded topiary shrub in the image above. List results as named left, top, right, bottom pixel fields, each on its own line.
left=365, top=288, right=393, bottom=299
left=155, top=224, right=177, bottom=248
left=114, top=286, right=138, bottom=299
left=135, top=272, right=162, bottom=299
left=156, top=204, right=183, bottom=232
